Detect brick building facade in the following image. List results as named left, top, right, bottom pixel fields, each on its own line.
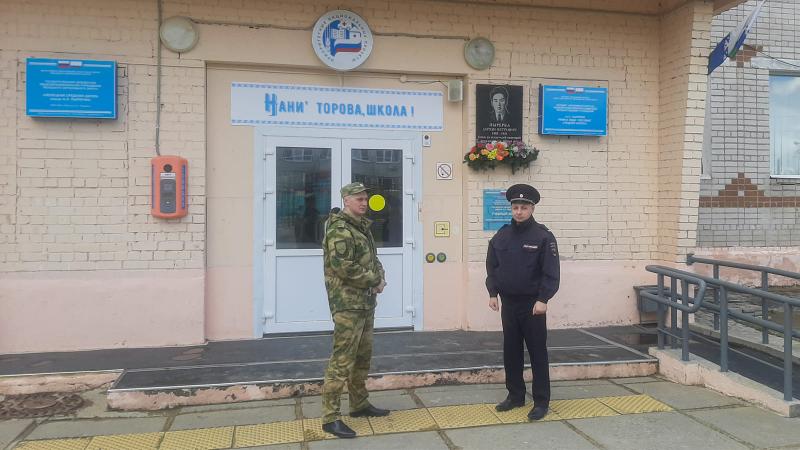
left=700, top=0, right=800, bottom=247
left=1, top=0, right=741, bottom=353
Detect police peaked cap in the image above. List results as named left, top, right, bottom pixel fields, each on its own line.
left=506, top=184, right=540, bottom=205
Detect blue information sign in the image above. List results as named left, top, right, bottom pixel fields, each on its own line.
left=538, top=85, right=607, bottom=136
left=483, top=189, right=512, bottom=231
left=26, top=58, right=117, bottom=119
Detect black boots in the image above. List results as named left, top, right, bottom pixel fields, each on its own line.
left=322, top=405, right=391, bottom=438
left=350, top=405, right=391, bottom=417
left=527, top=405, right=549, bottom=421
left=495, top=397, right=526, bottom=412
left=322, top=420, right=356, bottom=438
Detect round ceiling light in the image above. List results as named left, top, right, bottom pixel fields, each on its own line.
left=464, top=37, right=495, bottom=70
left=160, top=16, right=199, bottom=53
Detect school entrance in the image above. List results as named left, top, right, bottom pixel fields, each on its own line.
left=206, top=66, right=454, bottom=337
left=255, top=128, right=421, bottom=333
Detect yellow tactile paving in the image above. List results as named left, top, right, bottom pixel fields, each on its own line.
left=303, top=416, right=373, bottom=441
left=13, top=394, right=682, bottom=448
left=428, top=404, right=501, bottom=429
left=489, top=403, right=563, bottom=423
left=233, top=420, right=304, bottom=448
left=86, top=432, right=162, bottom=450
left=368, top=408, right=438, bottom=434
left=15, top=439, right=91, bottom=450
left=159, top=426, right=234, bottom=450
left=550, top=398, right=619, bottom=420
left=597, top=394, right=673, bottom=414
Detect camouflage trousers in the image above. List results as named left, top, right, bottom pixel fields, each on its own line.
left=321, top=309, right=375, bottom=424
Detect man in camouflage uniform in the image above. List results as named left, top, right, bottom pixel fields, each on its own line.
left=320, top=182, right=390, bottom=438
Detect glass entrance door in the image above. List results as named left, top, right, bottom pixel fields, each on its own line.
left=262, top=136, right=414, bottom=333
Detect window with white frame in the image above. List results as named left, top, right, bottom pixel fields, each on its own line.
left=770, top=74, right=800, bottom=177
left=375, top=149, right=401, bottom=163
left=280, top=148, right=314, bottom=162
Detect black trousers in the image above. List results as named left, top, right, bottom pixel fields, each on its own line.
left=500, top=295, right=550, bottom=407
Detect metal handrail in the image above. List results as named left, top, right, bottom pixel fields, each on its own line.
left=643, top=261, right=798, bottom=401
left=687, top=252, right=800, bottom=346
left=664, top=266, right=800, bottom=309
left=642, top=266, right=708, bottom=313
left=643, top=265, right=707, bottom=366
left=687, top=253, right=800, bottom=283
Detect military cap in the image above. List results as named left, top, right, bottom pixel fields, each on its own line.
left=506, top=183, right=540, bottom=204
left=340, top=182, right=369, bottom=197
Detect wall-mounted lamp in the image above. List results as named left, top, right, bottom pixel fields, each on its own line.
left=464, top=37, right=495, bottom=70
left=160, top=16, right=199, bottom=53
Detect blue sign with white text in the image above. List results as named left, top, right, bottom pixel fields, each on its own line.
left=483, top=189, right=512, bottom=231
left=26, top=58, right=117, bottom=119
left=538, top=85, right=607, bottom=136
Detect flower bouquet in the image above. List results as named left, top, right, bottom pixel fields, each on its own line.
left=463, top=141, right=539, bottom=174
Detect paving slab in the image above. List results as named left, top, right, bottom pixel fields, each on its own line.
left=551, top=379, right=616, bottom=387
left=26, top=417, right=167, bottom=440
left=69, top=389, right=155, bottom=419
left=301, top=391, right=418, bottom=418
left=445, top=421, right=597, bottom=450
left=569, top=411, right=749, bottom=450
left=308, top=430, right=448, bottom=450
left=179, top=397, right=297, bottom=413
left=235, top=445, right=302, bottom=450
left=170, top=405, right=296, bottom=430
left=623, top=381, right=742, bottom=409
left=608, top=376, right=661, bottom=384
left=551, top=384, right=632, bottom=400
left=0, top=419, right=33, bottom=449
left=412, top=384, right=506, bottom=393
left=415, top=387, right=507, bottom=407
left=687, top=406, right=800, bottom=448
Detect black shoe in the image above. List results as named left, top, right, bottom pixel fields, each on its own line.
left=350, top=404, right=390, bottom=417
left=322, top=420, right=356, bottom=438
left=528, top=405, right=549, bottom=421
left=495, top=397, right=526, bottom=412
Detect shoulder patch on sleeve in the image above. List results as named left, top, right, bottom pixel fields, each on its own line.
left=549, top=241, right=558, bottom=256
left=334, top=240, right=349, bottom=257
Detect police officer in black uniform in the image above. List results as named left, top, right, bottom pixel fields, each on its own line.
left=486, top=183, right=560, bottom=421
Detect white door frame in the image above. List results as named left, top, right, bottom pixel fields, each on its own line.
left=253, top=126, right=424, bottom=336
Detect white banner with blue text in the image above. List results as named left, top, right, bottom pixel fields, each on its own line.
left=231, top=82, right=443, bottom=130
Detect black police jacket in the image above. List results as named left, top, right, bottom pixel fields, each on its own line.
left=485, top=218, right=560, bottom=302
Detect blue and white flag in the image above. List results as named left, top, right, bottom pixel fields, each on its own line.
left=707, top=0, right=766, bottom=75
left=727, top=0, right=766, bottom=59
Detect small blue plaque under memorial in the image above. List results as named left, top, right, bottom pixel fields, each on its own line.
left=483, top=189, right=511, bottom=231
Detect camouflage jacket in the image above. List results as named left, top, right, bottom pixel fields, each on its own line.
left=322, top=210, right=385, bottom=314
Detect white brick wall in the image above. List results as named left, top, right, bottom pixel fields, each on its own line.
left=699, top=0, right=800, bottom=247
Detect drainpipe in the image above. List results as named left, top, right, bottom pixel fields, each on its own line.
left=155, top=0, right=162, bottom=156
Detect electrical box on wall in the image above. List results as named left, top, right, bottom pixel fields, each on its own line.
left=151, top=155, right=188, bottom=219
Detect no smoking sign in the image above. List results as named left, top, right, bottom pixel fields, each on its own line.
left=436, top=162, right=453, bottom=180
